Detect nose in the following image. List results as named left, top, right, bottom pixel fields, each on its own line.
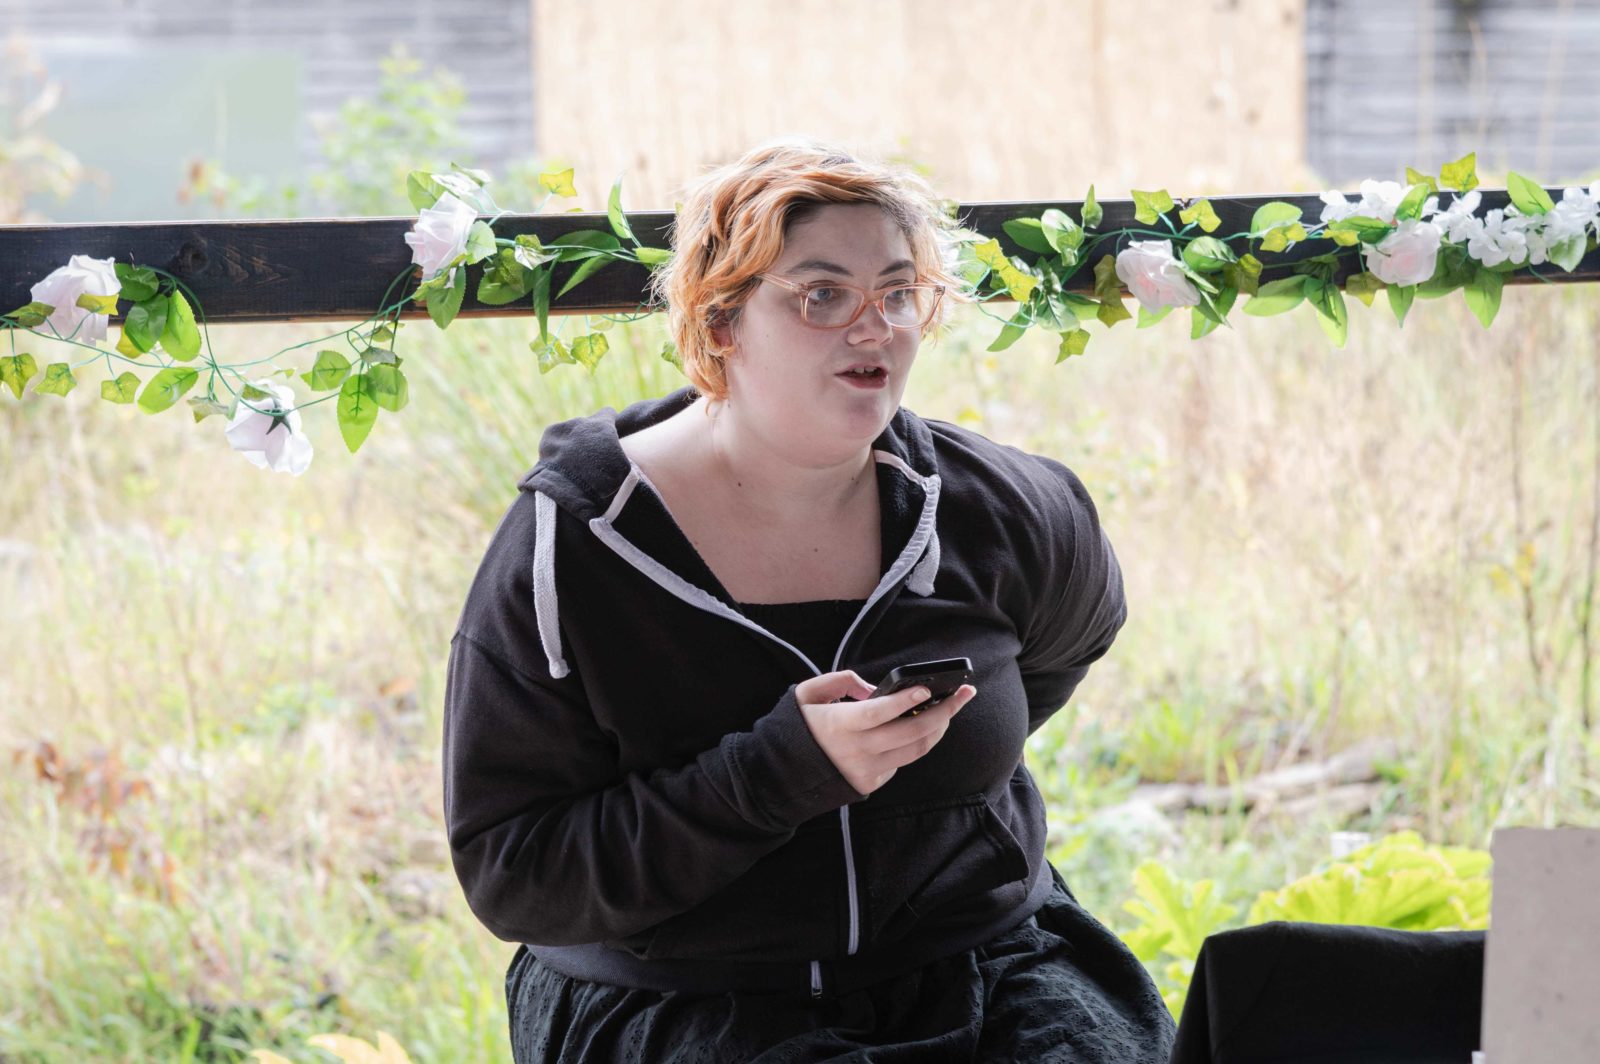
left=847, top=296, right=895, bottom=343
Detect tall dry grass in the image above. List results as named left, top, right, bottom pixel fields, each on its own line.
left=1, top=284, right=1597, bottom=1058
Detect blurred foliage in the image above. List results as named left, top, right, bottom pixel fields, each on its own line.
left=0, top=32, right=106, bottom=223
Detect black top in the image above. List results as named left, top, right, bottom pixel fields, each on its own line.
left=736, top=597, right=870, bottom=674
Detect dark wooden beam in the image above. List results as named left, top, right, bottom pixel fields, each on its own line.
left=3, top=189, right=1596, bottom=325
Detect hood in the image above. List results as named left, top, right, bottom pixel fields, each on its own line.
left=515, top=385, right=944, bottom=679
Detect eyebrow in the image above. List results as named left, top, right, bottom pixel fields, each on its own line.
left=785, top=257, right=917, bottom=279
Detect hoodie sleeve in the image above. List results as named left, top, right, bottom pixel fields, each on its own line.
left=1014, top=456, right=1128, bottom=737
left=442, top=493, right=866, bottom=947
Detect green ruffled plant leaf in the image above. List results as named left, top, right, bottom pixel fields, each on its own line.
left=1506, top=171, right=1555, bottom=216
left=137, top=366, right=199, bottom=413
left=337, top=371, right=380, bottom=452
left=114, top=263, right=160, bottom=303
left=1080, top=184, right=1102, bottom=229
left=161, top=290, right=202, bottom=361
left=1132, top=188, right=1174, bottom=225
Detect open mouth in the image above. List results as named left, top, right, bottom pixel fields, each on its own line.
left=837, top=367, right=887, bottom=382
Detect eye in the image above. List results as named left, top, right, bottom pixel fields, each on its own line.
left=804, top=286, right=843, bottom=306
left=883, top=286, right=916, bottom=310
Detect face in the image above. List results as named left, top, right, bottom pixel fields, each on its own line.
left=715, top=203, right=922, bottom=462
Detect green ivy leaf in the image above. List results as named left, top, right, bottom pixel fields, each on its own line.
left=607, top=177, right=636, bottom=243
left=1224, top=253, right=1263, bottom=296
left=241, top=384, right=271, bottom=401
left=1258, top=222, right=1307, bottom=253
left=188, top=396, right=230, bottom=422
left=1178, top=198, right=1222, bottom=233
left=1080, top=184, right=1102, bottom=229
left=100, top=371, right=139, bottom=404
left=34, top=362, right=76, bottom=396
left=0, top=353, right=38, bottom=398
left=114, top=263, right=160, bottom=303
left=1056, top=328, right=1090, bottom=361
left=635, top=246, right=672, bottom=268
left=974, top=239, right=1038, bottom=304
left=1439, top=153, right=1479, bottom=193
left=569, top=332, right=610, bottom=371
left=137, top=366, right=199, bottom=413
left=367, top=362, right=409, bottom=412
left=1241, top=275, right=1308, bottom=316
left=1404, top=167, right=1439, bottom=194
left=534, top=337, right=575, bottom=374
left=5, top=302, right=53, bottom=329
left=659, top=339, right=682, bottom=369
left=301, top=350, right=352, bottom=391
left=161, top=290, right=201, bottom=361
left=538, top=168, right=576, bottom=197
left=1344, top=271, right=1385, bottom=307
left=74, top=292, right=118, bottom=315
left=1506, top=171, right=1555, bottom=215
left=337, top=372, right=380, bottom=452
left=1463, top=266, right=1503, bottom=328
left=426, top=268, right=466, bottom=329
left=1132, top=188, right=1174, bottom=225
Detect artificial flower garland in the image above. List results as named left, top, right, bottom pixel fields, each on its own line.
left=2, top=151, right=1594, bottom=475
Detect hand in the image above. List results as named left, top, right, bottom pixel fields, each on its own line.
left=795, top=671, right=978, bottom=798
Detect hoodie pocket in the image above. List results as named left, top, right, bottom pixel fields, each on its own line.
left=633, top=818, right=843, bottom=962
left=852, top=791, right=1032, bottom=950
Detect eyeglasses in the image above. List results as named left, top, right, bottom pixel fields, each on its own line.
left=757, top=274, right=945, bottom=330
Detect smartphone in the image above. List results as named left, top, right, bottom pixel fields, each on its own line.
left=868, top=657, right=974, bottom=717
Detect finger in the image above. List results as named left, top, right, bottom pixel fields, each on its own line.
left=799, top=671, right=866, bottom=704
left=852, top=684, right=936, bottom=730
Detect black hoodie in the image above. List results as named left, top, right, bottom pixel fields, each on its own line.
left=442, top=384, right=1127, bottom=999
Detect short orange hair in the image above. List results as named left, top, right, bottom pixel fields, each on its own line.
left=649, top=136, right=971, bottom=402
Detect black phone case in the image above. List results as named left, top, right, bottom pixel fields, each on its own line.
left=870, top=657, right=974, bottom=717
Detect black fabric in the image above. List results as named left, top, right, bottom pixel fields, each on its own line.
left=735, top=598, right=871, bottom=678
left=443, top=384, right=1131, bottom=970
left=1169, top=922, right=1485, bottom=1064
left=507, top=860, right=1176, bottom=1063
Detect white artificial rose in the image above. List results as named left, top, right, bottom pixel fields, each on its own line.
left=224, top=379, right=313, bottom=475
left=29, top=254, right=121, bottom=345
left=1114, top=239, right=1200, bottom=312
left=1363, top=219, right=1442, bottom=287
left=403, top=192, right=478, bottom=288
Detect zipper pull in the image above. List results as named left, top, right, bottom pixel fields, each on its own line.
left=810, top=959, right=823, bottom=999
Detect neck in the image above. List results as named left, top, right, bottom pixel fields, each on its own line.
left=694, top=397, right=874, bottom=525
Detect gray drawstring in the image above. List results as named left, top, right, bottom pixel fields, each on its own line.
left=905, top=527, right=940, bottom=597
left=532, top=490, right=570, bottom=679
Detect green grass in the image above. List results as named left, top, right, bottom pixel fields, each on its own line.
left=3, top=287, right=1598, bottom=1059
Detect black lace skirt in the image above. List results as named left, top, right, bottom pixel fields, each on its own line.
left=505, top=862, right=1175, bottom=1063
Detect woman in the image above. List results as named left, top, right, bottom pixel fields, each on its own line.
left=442, top=138, right=1175, bottom=1062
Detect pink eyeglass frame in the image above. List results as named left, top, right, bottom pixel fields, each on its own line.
left=756, top=273, right=946, bottom=330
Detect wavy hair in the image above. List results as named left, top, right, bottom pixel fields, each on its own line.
left=647, top=137, right=971, bottom=403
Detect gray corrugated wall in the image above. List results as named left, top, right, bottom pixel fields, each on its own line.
left=1308, top=0, right=1600, bottom=185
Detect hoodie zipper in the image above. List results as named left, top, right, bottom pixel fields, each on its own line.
left=584, top=458, right=941, bottom=986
